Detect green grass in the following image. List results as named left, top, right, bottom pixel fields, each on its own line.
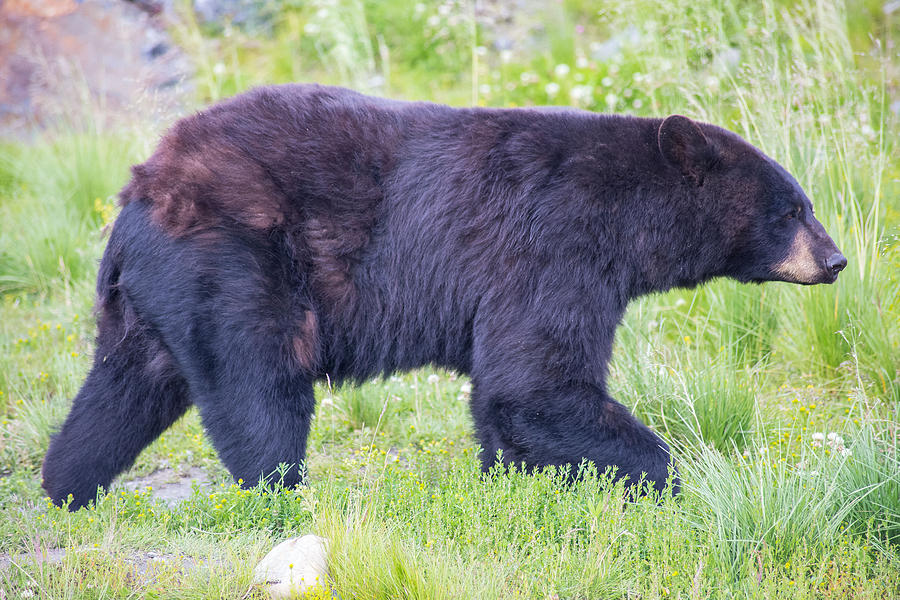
left=0, top=126, right=142, bottom=296
left=1, top=0, right=899, bottom=597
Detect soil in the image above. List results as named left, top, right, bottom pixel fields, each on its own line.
left=121, top=466, right=212, bottom=507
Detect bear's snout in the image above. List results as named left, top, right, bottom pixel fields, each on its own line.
left=771, top=217, right=846, bottom=285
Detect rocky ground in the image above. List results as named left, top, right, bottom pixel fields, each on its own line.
left=0, top=466, right=214, bottom=578
left=0, top=0, right=191, bottom=137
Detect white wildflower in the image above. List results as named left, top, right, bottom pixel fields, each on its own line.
left=570, top=85, right=592, bottom=102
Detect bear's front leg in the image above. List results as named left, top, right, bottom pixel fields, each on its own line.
left=469, top=379, right=677, bottom=496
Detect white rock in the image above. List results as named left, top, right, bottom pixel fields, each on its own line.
left=252, top=535, right=329, bottom=599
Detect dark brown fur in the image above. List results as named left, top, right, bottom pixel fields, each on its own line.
left=121, top=131, right=287, bottom=233
left=293, top=310, right=320, bottom=372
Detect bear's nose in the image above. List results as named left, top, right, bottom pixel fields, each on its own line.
left=825, top=252, right=847, bottom=275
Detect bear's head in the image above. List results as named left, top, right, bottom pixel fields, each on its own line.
left=657, top=115, right=846, bottom=286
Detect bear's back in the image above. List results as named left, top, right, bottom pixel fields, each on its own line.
left=119, top=84, right=445, bottom=235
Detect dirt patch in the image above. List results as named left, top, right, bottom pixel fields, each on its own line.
left=0, top=547, right=66, bottom=571
left=121, top=466, right=212, bottom=507
left=124, top=550, right=207, bottom=583
left=0, top=547, right=217, bottom=591
left=0, top=467, right=214, bottom=576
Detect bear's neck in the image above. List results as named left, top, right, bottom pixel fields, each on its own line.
left=475, top=111, right=721, bottom=300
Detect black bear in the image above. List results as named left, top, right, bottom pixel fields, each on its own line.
left=43, top=84, right=846, bottom=510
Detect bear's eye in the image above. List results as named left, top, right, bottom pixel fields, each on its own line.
left=784, top=206, right=802, bottom=220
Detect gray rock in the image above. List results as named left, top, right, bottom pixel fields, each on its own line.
left=0, top=0, right=190, bottom=138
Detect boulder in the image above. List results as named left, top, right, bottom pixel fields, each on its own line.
left=252, top=535, right=330, bottom=598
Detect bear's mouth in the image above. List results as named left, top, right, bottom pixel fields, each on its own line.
left=764, top=265, right=842, bottom=286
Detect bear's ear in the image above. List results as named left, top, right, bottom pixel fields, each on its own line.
left=658, top=115, right=713, bottom=186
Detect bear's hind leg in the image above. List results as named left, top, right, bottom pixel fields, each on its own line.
left=42, top=298, right=190, bottom=510
left=151, top=234, right=319, bottom=490
left=194, top=370, right=315, bottom=490
left=185, top=289, right=317, bottom=490
left=112, top=208, right=318, bottom=493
